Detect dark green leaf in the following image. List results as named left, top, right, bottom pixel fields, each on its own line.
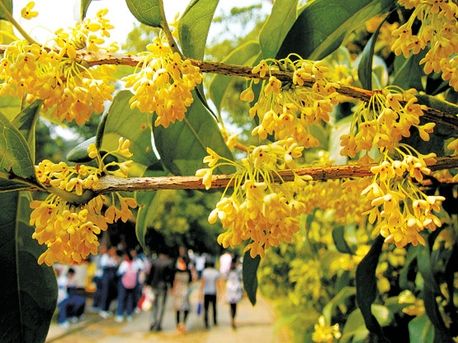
left=392, top=53, right=425, bottom=90
left=125, top=0, right=162, bottom=27
left=153, top=93, right=232, bottom=175
left=355, top=235, right=388, bottom=341
left=80, top=0, right=92, bottom=20
left=417, top=245, right=453, bottom=342
left=12, top=100, right=42, bottom=162
left=208, top=41, right=260, bottom=111
left=332, top=225, right=354, bottom=254
left=178, top=0, right=219, bottom=59
left=417, top=94, right=458, bottom=116
left=259, top=0, right=298, bottom=58
left=242, top=251, right=261, bottom=305
left=0, top=0, right=12, bottom=21
left=358, top=16, right=386, bottom=90
left=0, top=192, right=57, bottom=343
left=0, top=112, right=35, bottom=179
left=277, top=0, right=394, bottom=59
left=409, top=314, right=435, bottom=343
left=399, top=247, right=417, bottom=291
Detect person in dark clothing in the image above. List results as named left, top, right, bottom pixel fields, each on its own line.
left=146, top=252, right=174, bottom=331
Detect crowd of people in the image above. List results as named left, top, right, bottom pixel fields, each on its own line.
left=55, top=246, right=244, bottom=333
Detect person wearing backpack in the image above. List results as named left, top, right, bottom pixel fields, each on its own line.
left=115, top=251, right=142, bottom=322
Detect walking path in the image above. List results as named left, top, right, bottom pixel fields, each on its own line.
left=46, top=285, right=285, bottom=343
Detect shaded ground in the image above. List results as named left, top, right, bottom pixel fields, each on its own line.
left=46, top=284, right=286, bottom=343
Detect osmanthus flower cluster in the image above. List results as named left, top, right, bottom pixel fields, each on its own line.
left=124, top=35, right=203, bottom=127
left=340, top=87, right=431, bottom=158
left=362, top=147, right=445, bottom=248
left=30, top=138, right=137, bottom=266
left=241, top=57, right=340, bottom=148
left=392, top=0, right=458, bottom=90
left=311, top=316, right=341, bottom=343
left=196, top=138, right=312, bottom=257
left=0, top=9, right=116, bottom=124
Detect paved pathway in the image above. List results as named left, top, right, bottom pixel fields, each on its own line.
left=46, top=285, right=285, bottom=343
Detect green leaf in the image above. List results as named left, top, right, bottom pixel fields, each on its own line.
left=355, top=235, right=388, bottom=341
left=69, top=91, right=158, bottom=169
left=341, top=309, right=369, bottom=343
left=0, top=98, right=56, bottom=343
left=153, top=93, right=232, bottom=175
left=0, top=101, right=42, bottom=192
left=208, top=41, right=260, bottom=111
left=67, top=137, right=96, bottom=163
left=417, top=245, right=453, bottom=342
left=242, top=251, right=261, bottom=305
left=125, top=0, right=162, bottom=27
left=0, top=112, right=35, bottom=180
left=12, top=100, right=42, bottom=162
left=277, top=0, right=394, bottom=59
left=332, top=225, right=354, bottom=254
left=135, top=164, right=166, bottom=250
left=178, top=0, right=219, bottom=59
left=0, top=0, right=12, bottom=21
left=323, top=286, right=356, bottom=323
left=392, top=53, right=425, bottom=91
left=80, top=0, right=92, bottom=20
left=95, top=110, right=109, bottom=151
left=358, top=16, right=386, bottom=90
left=0, top=95, right=21, bottom=120
left=259, top=0, right=298, bottom=58
left=0, top=192, right=57, bottom=343
left=409, top=314, right=435, bottom=343
left=101, top=91, right=157, bottom=167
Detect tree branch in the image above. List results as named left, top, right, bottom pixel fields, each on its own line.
left=92, top=157, right=458, bottom=193
left=0, top=45, right=456, bottom=129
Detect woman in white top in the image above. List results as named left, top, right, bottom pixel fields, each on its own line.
left=200, top=259, right=221, bottom=329
left=226, top=258, right=243, bottom=329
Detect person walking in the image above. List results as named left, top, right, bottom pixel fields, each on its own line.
left=200, top=259, right=221, bottom=329
left=173, top=256, right=193, bottom=333
left=99, top=247, right=120, bottom=318
left=115, top=251, right=142, bottom=322
left=226, top=258, right=243, bottom=329
left=146, top=252, right=174, bottom=332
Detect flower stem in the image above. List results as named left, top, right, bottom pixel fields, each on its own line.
left=0, top=1, right=38, bottom=44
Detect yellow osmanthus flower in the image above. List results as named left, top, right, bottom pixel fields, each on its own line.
left=340, top=87, right=429, bottom=159
left=30, top=138, right=136, bottom=266
left=197, top=138, right=312, bottom=257
left=0, top=9, right=116, bottom=124
left=392, top=0, right=458, bottom=90
left=365, top=16, right=400, bottom=57
left=362, top=147, right=445, bottom=248
left=312, top=316, right=341, bottom=343
left=21, top=1, right=38, bottom=19
left=243, top=57, right=340, bottom=148
left=124, top=35, right=202, bottom=127
left=398, top=290, right=425, bottom=316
